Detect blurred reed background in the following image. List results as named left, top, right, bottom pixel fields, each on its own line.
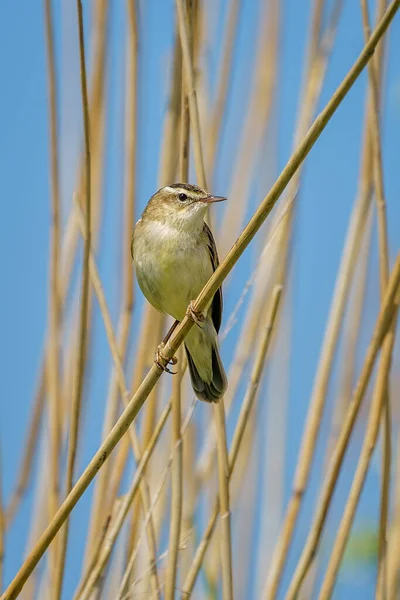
left=1, top=0, right=400, bottom=598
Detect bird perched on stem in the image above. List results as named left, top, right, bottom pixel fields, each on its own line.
left=131, top=183, right=227, bottom=403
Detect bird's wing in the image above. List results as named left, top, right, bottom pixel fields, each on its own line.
left=203, top=222, right=223, bottom=333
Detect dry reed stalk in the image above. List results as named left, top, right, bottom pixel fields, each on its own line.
left=77, top=401, right=173, bottom=600
left=74, top=401, right=172, bottom=600
left=333, top=205, right=373, bottom=433
left=214, top=399, right=233, bottom=599
left=387, top=436, right=400, bottom=599
left=317, top=298, right=400, bottom=599
left=5, top=0, right=109, bottom=593
left=121, top=27, right=185, bottom=577
left=43, top=0, right=62, bottom=586
left=176, top=0, right=207, bottom=189
left=285, top=253, right=400, bottom=599
left=255, top=284, right=291, bottom=597
left=180, top=419, right=197, bottom=584
left=164, top=347, right=185, bottom=600
left=82, top=0, right=138, bottom=567
left=286, top=75, right=375, bottom=595
left=263, top=52, right=374, bottom=600
left=206, top=0, right=242, bottom=182
left=181, top=285, right=283, bottom=596
left=103, top=29, right=182, bottom=530
left=233, top=434, right=258, bottom=599
left=116, top=400, right=196, bottom=599
left=73, top=513, right=112, bottom=600
left=5, top=373, right=46, bottom=526
left=53, top=2, right=92, bottom=596
left=197, top=0, right=342, bottom=483
left=2, top=7, right=398, bottom=594
left=303, top=203, right=374, bottom=599
left=164, top=8, right=193, bottom=590
left=71, top=200, right=162, bottom=597
left=20, top=433, right=55, bottom=600
left=12, top=2, right=110, bottom=539
left=360, top=2, right=392, bottom=596
left=103, top=512, right=128, bottom=600
left=219, top=0, right=280, bottom=257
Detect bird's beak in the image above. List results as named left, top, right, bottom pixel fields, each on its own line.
left=201, top=195, right=227, bottom=204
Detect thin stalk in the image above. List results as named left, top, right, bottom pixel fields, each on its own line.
left=264, top=64, right=372, bottom=600
left=87, top=400, right=195, bottom=600
left=176, top=0, right=207, bottom=188
left=198, top=0, right=342, bottom=477
left=5, top=373, right=45, bottom=526
left=83, top=0, right=138, bottom=565
left=304, top=203, right=374, bottom=599
left=53, top=1, right=92, bottom=596
left=318, top=302, right=399, bottom=599
left=74, top=401, right=171, bottom=600
left=214, top=400, right=233, bottom=599
left=164, top=347, right=184, bottom=600
left=164, top=13, right=192, bottom=592
left=387, top=436, right=400, bottom=599
left=360, top=2, right=391, bottom=596
left=207, top=0, right=242, bottom=182
left=181, top=285, right=282, bottom=596
left=219, top=0, right=280, bottom=256
left=72, top=201, right=161, bottom=597
left=43, top=0, right=62, bottom=585
left=285, top=254, right=400, bottom=599
left=2, top=6, right=398, bottom=594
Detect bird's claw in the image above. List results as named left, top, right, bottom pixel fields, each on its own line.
left=186, top=301, right=205, bottom=329
left=154, top=342, right=178, bottom=375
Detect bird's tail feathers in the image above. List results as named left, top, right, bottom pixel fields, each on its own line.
left=185, top=339, right=227, bottom=403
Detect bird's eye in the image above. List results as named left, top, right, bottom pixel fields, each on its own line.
left=178, top=192, right=188, bottom=202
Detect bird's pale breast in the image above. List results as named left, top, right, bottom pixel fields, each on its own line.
left=133, top=219, right=213, bottom=321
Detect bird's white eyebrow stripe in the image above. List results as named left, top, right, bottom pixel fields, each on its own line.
left=164, top=185, right=204, bottom=197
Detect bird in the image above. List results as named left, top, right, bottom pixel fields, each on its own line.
left=131, top=183, right=227, bottom=403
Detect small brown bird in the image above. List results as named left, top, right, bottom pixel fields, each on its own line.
left=131, top=183, right=227, bottom=402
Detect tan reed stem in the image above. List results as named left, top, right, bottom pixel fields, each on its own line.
left=219, top=0, right=280, bottom=257
left=360, top=1, right=392, bottom=596
left=387, top=436, right=400, bottom=599
left=164, top=348, right=185, bottom=600
left=164, top=6, right=192, bottom=591
left=83, top=0, right=138, bottom=568
left=76, top=400, right=172, bottom=600
left=264, top=32, right=376, bottom=599
left=176, top=0, right=207, bottom=188
left=43, top=0, right=62, bottom=585
left=318, top=297, right=400, bottom=599
left=206, top=0, right=242, bottom=182
left=2, top=6, right=398, bottom=594
left=114, top=400, right=195, bottom=599
left=181, top=285, right=283, bottom=596
left=285, top=253, right=400, bottom=599
left=198, top=0, right=341, bottom=481
left=214, top=399, right=233, bottom=599
left=53, top=1, right=92, bottom=596
left=71, top=200, right=161, bottom=597
left=303, top=202, right=374, bottom=599
left=5, top=373, right=46, bottom=526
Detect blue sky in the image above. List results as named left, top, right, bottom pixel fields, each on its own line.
left=1, top=0, right=399, bottom=598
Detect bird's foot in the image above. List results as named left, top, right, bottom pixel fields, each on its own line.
left=154, top=341, right=178, bottom=375
left=186, top=301, right=206, bottom=329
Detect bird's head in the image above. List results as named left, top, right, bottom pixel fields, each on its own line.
left=143, top=183, right=226, bottom=231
